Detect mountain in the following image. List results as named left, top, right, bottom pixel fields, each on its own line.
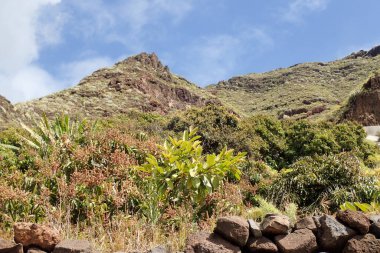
left=207, top=46, right=380, bottom=120
left=342, top=74, right=380, bottom=125
left=15, top=53, right=218, bottom=119
left=1, top=46, right=380, bottom=128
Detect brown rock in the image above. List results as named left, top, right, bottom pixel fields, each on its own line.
left=52, top=239, right=93, bottom=253
left=0, top=237, right=23, bottom=253
left=274, top=229, right=317, bottom=253
left=318, top=215, right=356, bottom=253
left=343, top=234, right=380, bottom=253
left=185, top=231, right=241, bottom=253
left=246, top=236, right=278, bottom=253
left=261, top=214, right=290, bottom=236
left=337, top=210, right=370, bottom=234
left=247, top=219, right=262, bottom=238
left=294, top=217, right=317, bottom=233
left=214, top=216, right=249, bottom=247
left=14, top=223, right=61, bottom=252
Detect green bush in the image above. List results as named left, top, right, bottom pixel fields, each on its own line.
left=267, top=152, right=379, bottom=212
left=138, top=127, right=246, bottom=221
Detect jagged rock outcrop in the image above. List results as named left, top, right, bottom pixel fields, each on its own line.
left=0, top=95, right=17, bottom=129
left=343, top=74, right=380, bottom=125
left=15, top=53, right=219, bottom=120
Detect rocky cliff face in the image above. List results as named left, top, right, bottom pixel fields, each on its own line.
left=15, top=53, right=218, bottom=120
left=0, top=95, right=16, bottom=129
left=343, top=75, right=380, bottom=125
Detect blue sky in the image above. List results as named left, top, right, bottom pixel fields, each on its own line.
left=1, top=0, right=380, bottom=102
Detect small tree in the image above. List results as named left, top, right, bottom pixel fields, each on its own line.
left=139, top=127, right=246, bottom=206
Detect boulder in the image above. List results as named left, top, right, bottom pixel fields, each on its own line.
left=14, top=223, right=61, bottom=252
left=370, top=222, right=380, bottom=238
left=343, top=234, right=380, bottom=253
left=261, top=214, right=290, bottom=236
left=246, top=236, right=278, bottom=253
left=368, top=215, right=380, bottom=223
left=294, top=217, right=317, bottom=233
left=337, top=210, right=370, bottom=234
left=274, top=228, right=317, bottom=253
left=318, top=215, right=356, bottom=253
left=0, top=237, right=23, bottom=253
left=247, top=219, right=262, bottom=238
left=27, top=248, right=47, bottom=253
left=53, top=239, right=93, bottom=253
left=214, top=216, right=249, bottom=247
left=185, top=231, right=241, bottom=253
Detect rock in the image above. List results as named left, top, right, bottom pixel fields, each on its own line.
left=261, top=214, right=290, bottom=236
left=294, top=217, right=317, bottom=233
left=343, top=234, right=380, bottom=253
left=14, top=222, right=61, bottom=252
left=214, top=216, right=249, bottom=247
left=368, top=215, right=380, bottom=223
left=336, top=210, right=370, bottom=234
left=27, top=248, right=48, bottom=253
left=318, top=215, right=356, bottom=253
left=247, top=219, right=262, bottom=238
left=185, top=231, right=241, bottom=253
left=53, top=239, right=93, bottom=253
left=0, top=237, right=23, bottom=253
left=370, top=222, right=380, bottom=238
left=246, top=236, right=278, bottom=253
left=274, top=228, right=317, bottom=253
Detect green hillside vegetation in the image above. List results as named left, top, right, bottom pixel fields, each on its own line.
left=208, top=54, right=380, bottom=119
left=1, top=106, right=379, bottom=251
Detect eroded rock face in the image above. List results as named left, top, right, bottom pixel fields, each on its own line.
left=343, top=75, right=380, bottom=125
left=318, top=215, right=356, bottom=253
left=214, top=216, right=249, bottom=247
left=337, top=210, right=371, bottom=234
left=14, top=222, right=61, bottom=252
left=246, top=236, right=278, bottom=253
left=185, top=231, right=241, bottom=253
left=343, top=234, right=380, bottom=253
left=53, top=239, right=93, bottom=253
left=261, top=214, right=290, bottom=236
left=274, top=228, right=317, bottom=253
left=0, top=237, right=23, bottom=253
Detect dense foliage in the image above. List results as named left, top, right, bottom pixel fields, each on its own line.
left=0, top=106, right=379, bottom=251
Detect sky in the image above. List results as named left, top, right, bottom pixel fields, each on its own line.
left=1, top=0, right=380, bottom=103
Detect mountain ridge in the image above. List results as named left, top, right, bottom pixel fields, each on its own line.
left=1, top=45, right=380, bottom=129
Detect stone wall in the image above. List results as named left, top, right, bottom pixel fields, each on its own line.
left=1, top=210, right=380, bottom=253
left=185, top=211, right=380, bottom=253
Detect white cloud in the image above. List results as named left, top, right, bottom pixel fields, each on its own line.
left=67, top=0, right=193, bottom=49
left=0, top=0, right=62, bottom=103
left=282, top=0, right=329, bottom=23
left=59, top=57, right=114, bottom=86
left=178, top=28, right=274, bottom=86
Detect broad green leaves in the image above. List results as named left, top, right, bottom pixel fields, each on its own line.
left=138, top=127, right=246, bottom=205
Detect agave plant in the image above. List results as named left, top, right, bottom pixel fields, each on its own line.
left=19, top=114, right=92, bottom=158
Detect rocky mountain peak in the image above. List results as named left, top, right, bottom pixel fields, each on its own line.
left=345, top=45, right=380, bottom=59
left=121, top=52, right=169, bottom=72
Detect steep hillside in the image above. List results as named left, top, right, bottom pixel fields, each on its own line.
left=15, top=53, right=218, bottom=119
left=207, top=46, right=380, bottom=119
left=0, top=95, right=17, bottom=129
left=342, top=74, right=380, bottom=125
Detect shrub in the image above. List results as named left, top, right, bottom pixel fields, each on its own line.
left=138, top=127, right=246, bottom=221
left=267, top=152, right=378, bottom=212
